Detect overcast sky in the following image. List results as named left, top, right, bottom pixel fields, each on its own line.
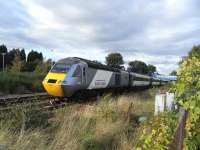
left=1, top=0, right=200, bottom=74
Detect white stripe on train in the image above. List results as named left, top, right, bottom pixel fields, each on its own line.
left=87, top=70, right=113, bottom=89
left=132, top=81, right=150, bottom=86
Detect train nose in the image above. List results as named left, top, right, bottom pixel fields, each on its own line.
left=42, top=73, right=67, bottom=97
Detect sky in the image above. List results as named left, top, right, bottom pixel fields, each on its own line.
left=0, top=0, right=200, bottom=74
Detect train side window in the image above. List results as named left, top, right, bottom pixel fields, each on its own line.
left=73, top=66, right=81, bottom=77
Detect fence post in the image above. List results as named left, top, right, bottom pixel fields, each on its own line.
left=169, top=108, right=188, bottom=150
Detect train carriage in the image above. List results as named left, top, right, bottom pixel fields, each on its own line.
left=151, top=78, right=161, bottom=86
left=130, top=72, right=151, bottom=87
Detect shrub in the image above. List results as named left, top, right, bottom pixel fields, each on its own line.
left=135, top=112, right=178, bottom=150
left=174, top=57, right=200, bottom=149
left=0, top=72, right=44, bottom=94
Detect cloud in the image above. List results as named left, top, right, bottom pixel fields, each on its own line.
left=0, top=0, right=200, bottom=74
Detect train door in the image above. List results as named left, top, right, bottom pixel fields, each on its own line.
left=82, top=67, right=87, bottom=86
left=115, top=73, right=121, bottom=86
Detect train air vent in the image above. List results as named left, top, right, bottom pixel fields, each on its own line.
left=48, top=79, right=57, bottom=83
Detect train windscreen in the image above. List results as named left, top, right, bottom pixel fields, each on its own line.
left=51, top=64, right=71, bottom=73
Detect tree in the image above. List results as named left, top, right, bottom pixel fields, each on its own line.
left=0, top=44, right=7, bottom=53
left=170, top=70, right=177, bottom=76
left=20, top=49, right=26, bottom=61
left=34, top=59, right=52, bottom=74
left=127, top=60, right=148, bottom=74
left=188, top=45, right=200, bottom=59
left=147, top=64, right=156, bottom=74
left=26, top=50, right=44, bottom=71
left=105, top=53, right=124, bottom=69
left=6, top=49, right=20, bottom=66
left=10, top=51, right=23, bottom=73
left=27, top=50, right=43, bottom=63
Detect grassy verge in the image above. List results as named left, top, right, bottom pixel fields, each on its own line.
left=0, top=87, right=174, bottom=150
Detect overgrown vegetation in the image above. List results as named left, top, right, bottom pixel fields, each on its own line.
left=174, top=57, right=200, bottom=149
left=0, top=89, right=160, bottom=150
left=135, top=112, right=178, bottom=150
left=0, top=72, right=45, bottom=94
left=0, top=46, right=52, bottom=94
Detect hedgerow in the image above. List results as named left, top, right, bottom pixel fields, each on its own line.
left=135, top=112, right=178, bottom=150
left=135, top=57, right=200, bottom=150
left=174, top=57, right=200, bottom=149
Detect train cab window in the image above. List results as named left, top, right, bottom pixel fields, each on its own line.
left=51, top=64, right=71, bottom=73
left=73, top=66, right=81, bottom=77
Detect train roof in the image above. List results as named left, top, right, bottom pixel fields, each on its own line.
left=130, top=72, right=151, bottom=79
left=57, top=57, right=154, bottom=79
left=58, top=57, right=121, bottom=72
left=74, top=57, right=122, bottom=72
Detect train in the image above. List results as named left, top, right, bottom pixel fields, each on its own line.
left=42, top=57, right=166, bottom=97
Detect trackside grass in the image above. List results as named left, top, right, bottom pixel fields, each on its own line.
left=0, top=88, right=170, bottom=150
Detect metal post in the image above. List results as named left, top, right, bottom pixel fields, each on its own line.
left=1, top=53, right=6, bottom=72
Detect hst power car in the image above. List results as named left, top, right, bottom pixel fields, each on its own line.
left=43, top=57, right=165, bottom=97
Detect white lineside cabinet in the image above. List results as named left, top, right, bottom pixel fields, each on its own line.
left=166, top=92, right=175, bottom=111
left=154, top=92, right=176, bottom=115
left=155, top=94, right=166, bottom=115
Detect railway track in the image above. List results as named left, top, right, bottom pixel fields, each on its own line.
left=0, top=93, right=96, bottom=112
left=0, top=93, right=68, bottom=112
left=0, top=93, right=51, bottom=105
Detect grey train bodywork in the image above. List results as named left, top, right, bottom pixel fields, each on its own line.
left=44, top=57, right=165, bottom=97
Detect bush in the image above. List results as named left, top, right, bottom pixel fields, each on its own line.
left=0, top=72, right=45, bottom=94
left=174, top=57, right=200, bottom=149
left=135, top=112, right=178, bottom=150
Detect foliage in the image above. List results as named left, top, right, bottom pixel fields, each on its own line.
left=135, top=112, right=178, bottom=150
left=106, top=53, right=124, bottom=69
left=147, top=64, right=156, bottom=74
left=0, top=72, right=44, bottom=94
left=26, top=50, right=43, bottom=72
left=179, top=45, right=200, bottom=65
left=34, top=59, right=52, bottom=74
left=0, top=44, right=44, bottom=72
left=128, top=60, right=148, bottom=74
left=188, top=45, right=200, bottom=59
left=10, top=51, right=24, bottom=73
left=170, top=70, right=177, bottom=76
left=0, top=44, right=7, bottom=53
left=174, top=57, right=200, bottom=150
left=27, top=50, right=43, bottom=63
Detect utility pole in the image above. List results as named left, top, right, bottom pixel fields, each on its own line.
left=1, top=53, right=6, bottom=72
